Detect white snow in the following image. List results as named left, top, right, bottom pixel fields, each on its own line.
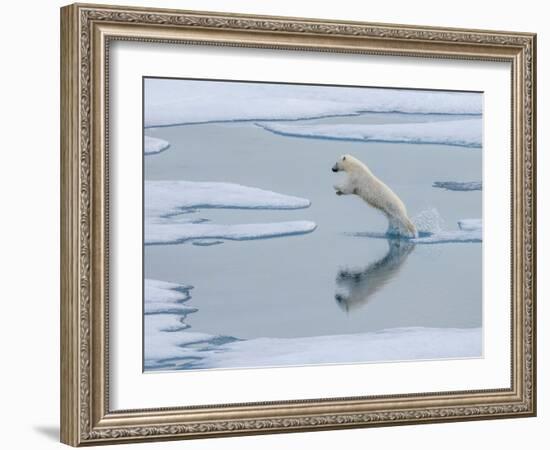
left=146, top=221, right=317, bottom=245
left=144, top=315, right=212, bottom=363
left=145, top=181, right=315, bottom=245
left=458, top=218, right=483, bottom=232
left=257, top=119, right=482, bottom=148
left=144, top=78, right=482, bottom=127
left=202, top=327, right=481, bottom=368
left=146, top=181, right=311, bottom=218
left=144, top=279, right=206, bottom=363
left=144, top=279, right=195, bottom=314
left=144, top=325, right=482, bottom=371
left=144, top=135, right=170, bottom=155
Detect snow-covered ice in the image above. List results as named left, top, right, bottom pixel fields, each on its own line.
left=145, top=314, right=215, bottom=364
left=144, top=135, right=170, bottom=155
left=144, top=278, right=217, bottom=366
left=145, top=181, right=316, bottom=245
left=146, top=181, right=311, bottom=218
left=144, top=279, right=195, bottom=315
left=257, top=119, right=482, bottom=148
left=145, top=323, right=482, bottom=371
left=144, top=279, right=240, bottom=368
left=197, top=327, right=481, bottom=369
left=145, top=79, right=482, bottom=127
left=433, top=181, right=482, bottom=191
left=458, top=218, right=482, bottom=232
left=146, top=221, right=317, bottom=246
left=350, top=229, right=482, bottom=244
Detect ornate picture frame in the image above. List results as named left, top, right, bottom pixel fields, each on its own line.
left=60, top=3, right=536, bottom=446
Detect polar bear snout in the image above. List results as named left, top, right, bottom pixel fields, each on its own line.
left=332, top=155, right=350, bottom=172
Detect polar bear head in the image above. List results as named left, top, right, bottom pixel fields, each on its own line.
left=331, top=154, right=362, bottom=173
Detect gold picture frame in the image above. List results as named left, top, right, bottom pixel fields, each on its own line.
left=60, top=2, right=536, bottom=446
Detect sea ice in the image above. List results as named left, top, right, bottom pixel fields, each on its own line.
left=146, top=181, right=311, bottom=218
left=458, top=219, right=482, bottom=232
left=145, top=79, right=482, bottom=128
left=144, top=279, right=195, bottom=315
left=145, top=181, right=316, bottom=245
left=146, top=221, right=317, bottom=245
left=433, top=181, right=482, bottom=191
left=144, top=135, right=170, bottom=155
left=257, top=119, right=482, bottom=148
left=144, top=324, right=482, bottom=371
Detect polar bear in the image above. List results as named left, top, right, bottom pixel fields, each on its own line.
left=332, top=154, right=417, bottom=238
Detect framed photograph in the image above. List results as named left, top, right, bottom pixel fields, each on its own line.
left=60, top=3, right=536, bottom=446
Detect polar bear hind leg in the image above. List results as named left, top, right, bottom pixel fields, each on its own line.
left=403, top=216, right=418, bottom=238
left=387, top=214, right=417, bottom=238
left=386, top=216, right=402, bottom=237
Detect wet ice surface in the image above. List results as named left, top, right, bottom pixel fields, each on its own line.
left=144, top=108, right=483, bottom=371
left=144, top=278, right=481, bottom=371
left=348, top=209, right=482, bottom=244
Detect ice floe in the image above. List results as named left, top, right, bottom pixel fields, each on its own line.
left=144, top=279, right=195, bottom=315
left=145, top=181, right=316, bottom=245
left=257, top=119, right=482, bottom=148
left=144, top=279, right=240, bottom=368
left=346, top=208, right=482, bottom=244
left=146, top=221, right=317, bottom=246
left=458, top=218, right=482, bottom=232
left=144, top=279, right=207, bottom=365
left=145, top=323, right=482, bottom=371
left=349, top=229, right=482, bottom=244
left=146, top=181, right=311, bottom=218
left=145, top=315, right=215, bottom=364
left=143, top=281, right=480, bottom=371
left=433, top=181, right=482, bottom=191
left=144, top=135, right=170, bottom=155
left=145, top=78, right=482, bottom=127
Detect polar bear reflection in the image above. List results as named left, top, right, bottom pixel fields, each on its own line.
left=335, top=239, right=415, bottom=312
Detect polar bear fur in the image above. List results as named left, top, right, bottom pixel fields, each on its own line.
left=332, top=154, right=417, bottom=238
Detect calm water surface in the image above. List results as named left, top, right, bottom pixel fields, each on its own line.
left=144, top=113, right=482, bottom=339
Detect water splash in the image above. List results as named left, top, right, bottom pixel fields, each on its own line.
left=412, top=208, right=445, bottom=236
